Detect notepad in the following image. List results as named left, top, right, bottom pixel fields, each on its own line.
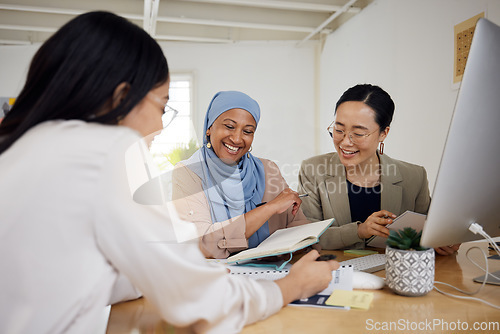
left=226, top=219, right=334, bottom=265
left=367, top=211, right=426, bottom=248
left=290, top=265, right=354, bottom=309
left=326, top=289, right=374, bottom=310
left=227, top=262, right=292, bottom=280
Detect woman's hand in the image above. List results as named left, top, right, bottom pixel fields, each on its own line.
left=435, top=244, right=461, bottom=255
left=275, top=250, right=339, bottom=304
left=244, top=188, right=301, bottom=238
left=357, top=210, right=397, bottom=239
left=267, top=188, right=302, bottom=216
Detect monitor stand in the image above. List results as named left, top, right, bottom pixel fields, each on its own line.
left=473, top=270, right=500, bottom=286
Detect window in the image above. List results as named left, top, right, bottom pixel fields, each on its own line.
left=150, top=74, right=198, bottom=171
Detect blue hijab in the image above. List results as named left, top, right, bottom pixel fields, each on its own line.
left=184, top=91, right=269, bottom=248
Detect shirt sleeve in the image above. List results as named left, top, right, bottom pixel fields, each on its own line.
left=93, top=133, right=283, bottom=333
left=414, top=166, right=431, bottom=215
left=263, top=159, right=310, bottom=229
left=171, top=163, right=248, bottom=258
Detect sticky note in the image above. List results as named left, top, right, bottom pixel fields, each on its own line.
left=325, top=290, right=374, bottom=310
left=344, top=249, right=379, bottom=256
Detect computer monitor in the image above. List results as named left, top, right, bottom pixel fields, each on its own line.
left=421, top=18, right=500, bottom=248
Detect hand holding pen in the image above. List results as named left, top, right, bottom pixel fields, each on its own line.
left=256, top=189, right=309, bottom=216
left=256, top=193, right=308, bottom=206
left=357, top=210, right=397, bottom=240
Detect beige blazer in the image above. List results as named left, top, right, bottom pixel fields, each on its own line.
left=297, top=152, right=431, bottom=250
left=172, top=158, right=310, bottom=258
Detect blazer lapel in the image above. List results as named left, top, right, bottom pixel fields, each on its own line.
left=325, top=154, right=352, bottom=224
left=380, top=154, right=403, bottom=214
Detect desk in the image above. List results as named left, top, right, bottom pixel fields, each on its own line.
left=106, top=242, right=500, bottom=334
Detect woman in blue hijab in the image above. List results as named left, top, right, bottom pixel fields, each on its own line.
left=172, top=91, right=310, bottom=258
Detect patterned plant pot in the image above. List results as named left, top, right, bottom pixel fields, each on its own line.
left=385, top=246, right=435, bottom=296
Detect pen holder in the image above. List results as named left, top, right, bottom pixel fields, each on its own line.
left=385, top=246, right=435, bottom=297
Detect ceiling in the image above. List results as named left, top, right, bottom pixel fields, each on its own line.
left=0, top=0, right=372, bottom=46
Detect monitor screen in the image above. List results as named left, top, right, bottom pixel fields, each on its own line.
left=421, top=18, right=500, bottom=248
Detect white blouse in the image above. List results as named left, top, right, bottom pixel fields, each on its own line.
left=0, top=121, right=282, bottom=334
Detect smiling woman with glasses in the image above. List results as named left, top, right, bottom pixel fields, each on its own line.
left=297, top=84, right=458, bottom=255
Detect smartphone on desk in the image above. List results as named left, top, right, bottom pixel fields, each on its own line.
left=316, top=254, right=337, bottom=261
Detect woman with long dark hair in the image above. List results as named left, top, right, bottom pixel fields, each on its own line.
left=0, top=11, right=338, bottom=333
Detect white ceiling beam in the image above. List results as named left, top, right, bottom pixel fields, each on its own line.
left=297, top=0, right=358, bottom=46
left=143, top=0, right=152, bottom=31
left=143, top=0, right=160, bottom=35
left=0, top=39, right=33, bottom=45
left=0, top=4, right=82, bottom=15
left=180, top=0, right=361, bottom=13
left=0, top=3, right=314, bottom=33
left=0, top=24, right=56, bottom=33
left=157, top=16, right=314, bottom=33
left=150, top=0, right=160, bottom=35
left=154, top=34, right=233, bottom=43
left=0, top=4, right=144, bottom=21
left=0, top=24, right=232, bottom=44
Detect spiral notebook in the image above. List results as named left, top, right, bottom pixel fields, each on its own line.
left=211, top=259, right=354, bottom=309
left=289, top=265, right=353, bottom=309
left=227, top=262, right=292, bottom=280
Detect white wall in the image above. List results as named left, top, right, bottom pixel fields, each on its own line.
left=160, top=41, right=317, bottom=188
left=319, top=0, right=500, bottom=190
left=0, top=45, right=39, bottom=96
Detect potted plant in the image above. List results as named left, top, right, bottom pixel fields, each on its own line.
left=385, top=227, right=435, bottom=296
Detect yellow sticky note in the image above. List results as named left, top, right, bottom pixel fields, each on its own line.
left=325, top=290, right=374, bottom=310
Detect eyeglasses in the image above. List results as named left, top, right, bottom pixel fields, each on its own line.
left=147, top=92, right=179, bottom=128
left=327, top=121, right=379, bottom=145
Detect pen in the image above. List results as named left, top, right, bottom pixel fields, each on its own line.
left=366, top=235, right=376, bottom=243
left=256, top=194, right=309, bottom=207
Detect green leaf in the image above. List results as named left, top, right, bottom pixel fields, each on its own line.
left=385, top=226, right=429, bottom=250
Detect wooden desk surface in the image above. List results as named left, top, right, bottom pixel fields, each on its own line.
left=106, top=242, right=500, bottom=334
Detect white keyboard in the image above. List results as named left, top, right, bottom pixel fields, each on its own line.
left=338, top=254, right=386, bottom=273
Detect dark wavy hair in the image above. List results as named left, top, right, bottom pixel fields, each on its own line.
left=0, top=11, right=169, bottom=154
left=335, top=84, right=395, bottom=131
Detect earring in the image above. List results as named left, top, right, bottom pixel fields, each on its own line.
left=205, top=132, right=211, bottom=148
left=247, top=146, right=253, bottom=158
left=379, top=142, right=385, bottom=155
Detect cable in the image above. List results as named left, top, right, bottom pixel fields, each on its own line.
left=469, top=222, right=500, bottom=256
left=432, top=223, right=500, bottom=310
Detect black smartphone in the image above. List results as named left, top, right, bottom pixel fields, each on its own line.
left=316, top=254, right=337, bottom=261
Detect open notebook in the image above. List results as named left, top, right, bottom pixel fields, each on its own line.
left=208, top=259, right=354, bottom=310
left=226, top=219, right=334, bottom=265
